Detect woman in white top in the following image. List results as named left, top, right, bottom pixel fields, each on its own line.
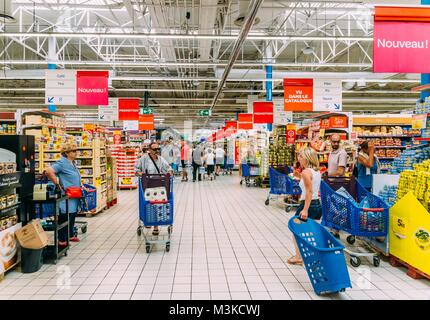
left=204, top=148, right=216, bottom=180
left=288, top=147, right=322, bottom=266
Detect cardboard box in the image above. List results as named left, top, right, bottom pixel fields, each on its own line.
left=25, top=115, right=43, bottom=125
left=15, top=220, right=48, bottom=249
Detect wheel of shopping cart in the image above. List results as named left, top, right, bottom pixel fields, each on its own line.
left=350, top=256, right=361, bottom=267
left=165, top=242, right=170, bottom=252
left=146, top=243, right=151, bottom=253
left=373, top=256, right=381, bottom=267
left=240, top=180, right=243, bottom=185
left=265, top=199, right=270, bottom=206
left=285, top=206, right=292, bottom=213
left=137, top=227, right=142, bottom=236
left=346, top=235, right=356, bottom=245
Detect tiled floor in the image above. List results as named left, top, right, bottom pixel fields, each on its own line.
left=1, top=174, right=429, bottom=300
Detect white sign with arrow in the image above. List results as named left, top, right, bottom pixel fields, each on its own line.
left=98, top=98, right=118, bottom=121
left=313, top=79, right=343, bottom=112
left=45, top=70, right=77, bottom=105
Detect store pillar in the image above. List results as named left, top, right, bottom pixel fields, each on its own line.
left=47, top=37, right=57, bottom=112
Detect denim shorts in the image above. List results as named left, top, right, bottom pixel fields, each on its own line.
left=295, top=199, right=322, bottom=220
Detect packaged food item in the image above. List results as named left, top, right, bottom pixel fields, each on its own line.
left=0, top=196, right=7, bottom=209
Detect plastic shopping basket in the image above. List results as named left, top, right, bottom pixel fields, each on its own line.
left=288, top=216, right=352, bottom=295
left=320, top=176, right=389, bottom=238
left=138, top=174, right=174, bottom=227
left=82, top=184, right=97, bottom=212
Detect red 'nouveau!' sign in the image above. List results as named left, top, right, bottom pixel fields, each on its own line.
left=253, top=102, right=273, bottom=124
left=76, top=71, right=109, bottom=106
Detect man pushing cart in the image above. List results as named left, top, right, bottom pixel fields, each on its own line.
left=135, top=141, right=174, bottom=253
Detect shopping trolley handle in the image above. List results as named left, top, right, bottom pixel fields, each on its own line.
left=149, top=200, right=169, bottom=204
left=362, top=208, right=385, bottom=212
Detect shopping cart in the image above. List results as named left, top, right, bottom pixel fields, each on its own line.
left=288, top=216, right=352, bottom=295
left=73, top=183, right=96, bottom=236
left=265, top=166, right=301, bottom=212
left=320, top=176, right=389, bottom=267
left=240, top=163, right=260, bottom=187
left=137, top=174, right=174, bottom=253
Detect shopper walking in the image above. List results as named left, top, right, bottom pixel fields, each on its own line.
left=288, top=147, right=322, bottom=265
left=204, top=148, right=216, bottom=180
left=135, top=142, right=173, bottom=235
left=161, top=137, right=175, bottom=169
left=357, top=140, right=380, bottom=192
left=45, top=142, right=83, bottom=245
left=327, top=133, right=348, bottom=177
left=215, top=146, right=225, bottom=176
left=192, top=143, right=204, bottom=182
left=327, top=133, right=348, bottom=238
left=180, top=141, right=190, bottom=182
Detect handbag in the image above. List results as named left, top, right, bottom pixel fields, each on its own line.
left=65, top=186, right=83, bottom=199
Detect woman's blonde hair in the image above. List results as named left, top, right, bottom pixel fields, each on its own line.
left=61, top=142, right=78, bottom=157
left=299, top=147, right=320, bottom=171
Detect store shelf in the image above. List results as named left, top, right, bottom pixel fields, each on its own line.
left=378, top=157, right=397, bottom=160
left=358, top=135, right=417, bottom=138
left=44, top=150, right=61, bottom=153
left=77, top=157, right=93, bottom=159
left=374, top=146, right=406, bottom=149
left=81, top=175, right=93, bottom=178
left=77, top=166, right=93, bottom=169
left=0, top=203, right=21, bottom=216
left=77, top=147, right=93, bottom=150
left=44, top=159, right=60, bottom=162
left=22, top=124, right=65, bottom=130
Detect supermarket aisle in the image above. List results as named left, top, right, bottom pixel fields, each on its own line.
left=1, top=175, right=430, bottom=300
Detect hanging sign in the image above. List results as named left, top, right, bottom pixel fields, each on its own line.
left=118, top=98, right=140, bottom=121
left=123, top=120, right=138, bottom=131
left=45, top=69, right=77, bottom=105
left=225, top=121, right=237, bottom=135
left=98, top=98, right=118, bottom=121
left=138, top=114, right=154, bottom=130
left=284, top=78, right=342, bottom=112
left=273, top=100, right=293, bottom=125
left=284, top=78, right=313, bottom=111
left=76, top=71, right=109, bottom=106
left=253, top=101, right=274, bottom=124
left=83, top=124, right=96, bottom=133
left=374, top=6, right=430, bottom=73
left=412, top=114, right=428, bottom=129
left=286, top=123, right=297, bottom=144
left=313, top=79, right=342, bottom=111
left=113, top=131, right=122, bottom=144
left=238, top=113, right=253, bottom=130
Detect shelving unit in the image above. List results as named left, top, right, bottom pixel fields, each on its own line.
left=0, top=112, right=17, bottom=136
left=109, top=144, right=138, bottom=189
left=66, top=130, right=109, bottom=216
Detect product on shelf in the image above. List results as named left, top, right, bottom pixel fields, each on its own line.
left=0, top=162, right=17, bottom=174
left=391, top=145, right=430, bottom=173
left=0, top=123, right=16, bottom=135
left=378, top=185, right=398, bottom=207
left=354, top=125, right=421, bottom=137
left=109, top=144, right=138, bottom=189
left=397, top=159, right=430, bottom=211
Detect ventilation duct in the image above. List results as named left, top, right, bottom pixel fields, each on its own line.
left=0, top=0, right=15, bottom=23
left=234, top=0, right=260, bottom=27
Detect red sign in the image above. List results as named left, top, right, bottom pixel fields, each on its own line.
left=138, top=114, right=154, bottom=130
left=238, top=113, right=253, bottom=130
left=253, top=101, right=273, bottom=124
left=118, top=98, right=140, bottom=120
left=235, top=140, right=240, bottom=165
left=286, top=129, right=296, bottom=144
left=76, top=71, right=109, bottom=106
left=329, top=116, right=348, bottom=128
left=216, top=129, right=224, bottom=140
left=225, top=121, right=237, bottom=135
left=113, top=130, right=121, bottom=144
left=374, top=7, right=430, bottom=73
left=283, top=78, right=313, bottom=112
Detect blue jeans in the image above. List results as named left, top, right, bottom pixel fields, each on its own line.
left=58, top=211, right=77, bottom=241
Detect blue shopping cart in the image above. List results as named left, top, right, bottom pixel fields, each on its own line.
left=320, top=176, right=389, bottom=267
left=240, top=163, right=260, bottom=187
left=138, top=174, right=174, bottom=253
left=265, top=166, right=301, bottom=212
left=288, top=216, right=352, bottom=295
